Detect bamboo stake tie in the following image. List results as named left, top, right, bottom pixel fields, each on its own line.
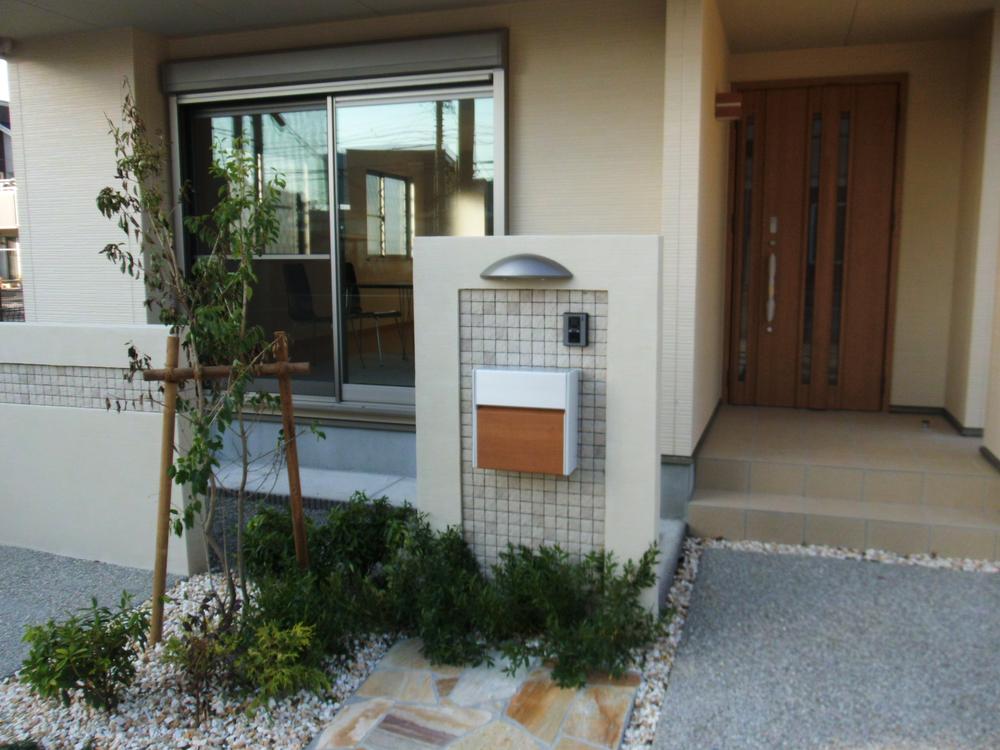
left=146, top=332, right=312, bottom=646
left=150, top=334, right=179, bottom=646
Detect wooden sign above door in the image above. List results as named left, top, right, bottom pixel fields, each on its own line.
left=715, top=92, right=743, bottom=120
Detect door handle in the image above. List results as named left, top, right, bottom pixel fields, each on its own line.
left=766, top=252, right=777, bottom=331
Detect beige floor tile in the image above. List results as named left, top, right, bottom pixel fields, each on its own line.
left=379, top=639, right=431, bottom=671
left=506, top=677, right=577, bottom=743
left=866, top=521, right=930, bottom=555
left=745, top=510, right=805, bottom=545
left=805, top=466, right=864, bottom=500
left=695, top=458, right=749, bottom=492
left=923, top=474, right=986, bottom=510
left=555, top=739, right=599, bottom=750
left=750, top=463, right=805, bottom=495
left=561, top=686, right=634, bottom=749
left=863, top=471, right=923, bottom=504
left=449, top=721, right=544, bottom=750
left=804, top=516, right=866, bottom=549
left=688, top=504, right=745, bottom=540
left=312, top=698, right=393, bottom=749
left=357, top=670, right=436, bottom=703
left=743, top=493, right=806, bottom=513
left=929, top=526, right=998, bottom=561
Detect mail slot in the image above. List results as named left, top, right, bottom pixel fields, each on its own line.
left=473, top=368, right=580, bottom=476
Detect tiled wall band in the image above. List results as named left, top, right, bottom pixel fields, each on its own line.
left=459, top=288, right=608, bottom=567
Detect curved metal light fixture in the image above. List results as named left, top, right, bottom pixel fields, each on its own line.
left=480, top=254, right=573, bottom=280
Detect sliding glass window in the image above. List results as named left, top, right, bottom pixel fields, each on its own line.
left=180, top=80, right=499, bottom=406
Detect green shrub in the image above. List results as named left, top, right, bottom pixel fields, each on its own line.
left=316, top=492, right=419, bottom=577
left=490, top=545, right=662, bottom=687
left=0, top=742, right=45, bottom=749
left=242, top=500, right=662, bottom=690
left=237, top=622, right=329, bottom=712
left=20, top=592, right=148, bottom=710
left=385, top=526, right=490, bottom=665
left=247, top=569, right=381, bottom=655
left=244, top=505, right=318, bottom=579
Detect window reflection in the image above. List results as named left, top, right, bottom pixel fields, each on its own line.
left=187, top=105, right=333, bottom=394
left=336, top=96, right=494, bottom=390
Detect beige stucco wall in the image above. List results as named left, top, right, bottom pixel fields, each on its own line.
left=166, top=0, right=666, bottom=237
left=731, top=39, right=970, bottom=409
left=9, top=28, right=161, bottom=325
left=693, top=0, right=730, bottom=447
left=985, top=256, right=1000, bottom=458
left=660, top=0, right=730, bottom=456
left=947, top=21, right=993, bottom=428
left=0, top=322, right=191, bottom=575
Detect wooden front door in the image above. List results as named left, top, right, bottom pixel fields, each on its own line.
left=727, top=82, right=900, bottom=411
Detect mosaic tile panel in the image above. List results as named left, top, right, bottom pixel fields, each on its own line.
left=459, top=289, right=608, bottom=567
left=0, top=363, right=158, bottom=411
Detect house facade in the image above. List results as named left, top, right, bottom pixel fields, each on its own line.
left=1, top=0, right=998, bottom=585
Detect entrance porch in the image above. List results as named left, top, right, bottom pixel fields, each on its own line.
left=690, top=406, right=1000, bottom=558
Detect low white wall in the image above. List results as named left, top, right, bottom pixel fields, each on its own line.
left=0, top=322, right=190, bottom=575
left=414, top=235, right=663, bottom=607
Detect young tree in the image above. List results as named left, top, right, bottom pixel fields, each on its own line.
left=97, top=82, right=287, bottom=614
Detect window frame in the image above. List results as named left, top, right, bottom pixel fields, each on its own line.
left=169, top=69, right=506, bottom=414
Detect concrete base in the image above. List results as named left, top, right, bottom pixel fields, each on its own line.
left=656, top=519, right=687, bottom=608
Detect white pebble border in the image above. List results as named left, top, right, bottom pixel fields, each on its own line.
left=0, top=574, right=394, bottom=749
left=621, top=536, right=999, bottom=750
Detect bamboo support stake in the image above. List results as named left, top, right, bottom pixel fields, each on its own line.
left=275, top=331, right=309, bottom=570
left=150, top=334, right=179, bottom=646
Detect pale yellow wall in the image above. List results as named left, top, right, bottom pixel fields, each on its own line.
left=985, top=252, right=1000, bottom=457
left=731, top=39, right=970, bottom=408
left=693, top=0, right=730, bottom=447
left=660, top=0, right=730, bottom=456
left=166, top=0, right=666, bottom=236
left=947, top=21, right=992, bottom=427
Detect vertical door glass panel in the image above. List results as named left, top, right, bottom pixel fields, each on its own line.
left=828, top=112, right=851, bottom=386
left=336, top=95, right=494, bottom=390
left=800, top=113, right=822, bottom=385
left=187, top=105, right=332, bottom=394
left=737, top=117, right=755, bottom=383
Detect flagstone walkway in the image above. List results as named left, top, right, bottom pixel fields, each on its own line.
left=308, top=639, right=640, bottom=750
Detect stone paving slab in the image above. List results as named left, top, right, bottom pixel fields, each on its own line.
left=653, top=548, right=1000, bottom=750
left=309, top=639, right=641, bottom=750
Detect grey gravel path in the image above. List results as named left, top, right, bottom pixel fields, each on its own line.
left=654, top=548, right=1000, bottom=750
left=0, top=546, right=175, bottom=677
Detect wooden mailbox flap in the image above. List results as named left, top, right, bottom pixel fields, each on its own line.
left=476, top=405, right=565, bottom=475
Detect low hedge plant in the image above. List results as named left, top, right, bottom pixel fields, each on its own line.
left=20, top=592, right=148, bottom=710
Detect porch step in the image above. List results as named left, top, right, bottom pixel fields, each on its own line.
left=695, top=457, right=998, bottom=511
left=689, top=489, right=1000, bottom=560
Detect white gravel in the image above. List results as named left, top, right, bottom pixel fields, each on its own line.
left=0, top=574, right=394, bottom=749
left=621, top=536, right=999, bottom=750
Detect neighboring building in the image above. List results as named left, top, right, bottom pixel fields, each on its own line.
left=1, top=0, right=998, bottom=586
left=0, top=99, right=20, bottom=318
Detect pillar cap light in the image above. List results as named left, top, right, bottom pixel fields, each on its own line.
left=480, top=254, right=572, bottom=280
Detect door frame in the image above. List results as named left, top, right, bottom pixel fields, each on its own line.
left=722, top=73, right=908, bottom=411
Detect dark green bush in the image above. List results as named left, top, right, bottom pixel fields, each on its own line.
left=242, top=499, right=663, bottom=691
left=316, top=492, right=419, bottom=576
left=0, top=742, right=45, bottom=749
left=385, top=525, right=490, bottom=665
left=490, top=545, right=662, bottom=687
left=244, top=505, right=318, bottom=579
left=20, top=592, right=148, bottom=710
